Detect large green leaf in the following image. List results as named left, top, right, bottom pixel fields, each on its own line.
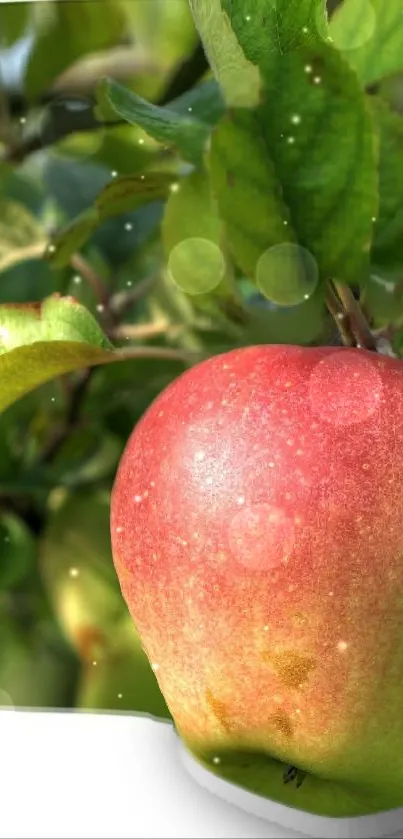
left=0, top=294, right=113, bottom=415
left=188, top=0, right=329, bottom=105
left=0, top=2, right=31, bottom=47
left=0, top=293, right=194, bottom=416
left=209, top=42, right=378, bottom=292
left=370, top=100, right=403, bottom=270
left=48, top=172, right=174, bottom=268
left=24, top=0, right=129, bottom=99
left=169, top=79, right=226, bottom=126
left=97, top=77, right=211, bottom=165
left=329, top=0, right=403, bottom=87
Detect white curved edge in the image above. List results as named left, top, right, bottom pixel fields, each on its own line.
left=177, top=736, right=403, bottom=839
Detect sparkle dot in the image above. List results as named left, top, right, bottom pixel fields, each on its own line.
left=20, top=116, right=26, bottom=124
left=372, top=216, right=377, bottom=222
left=92, top=660, right=98, bottom=666
left=69, top=567, right=79, bottom=578
left=287, top=136, right=295, bottom=144
left=151, top=662, right=160, bottom=672
left=313, top=76, right=322, bottom=84
left=337, top=641, right=348, bottom=652
left=212, top=756, right=221, bottom=764
left=140, top=175, right=145, bottom=180
left=134, top=495, right=143, bottom=503
left=245, top=14, right=251, bottom=21
left=302, top=26, right=308, bottom=33
left=138, top=138, right=144, bottom=145
left=48, top=244, right=56, bottom=253
left=188, top=106, right=193, bottom=112
left=124, top=223, right=133, bottom=231
left=115, top=526, right=124, bottom=533
left=111, top=170, right=118, bottom=178
left=170, top=183, right=180, bottom=193
left=291, top=114, right=301, bottom=125
left=73, top=275, right=82, bottom=284
left=118, top=693, right=123, bottom=699
left=305, top=64, right=313, bottom=73
left=96, top=304, right=104, bottom=312
left=127, top=280, right=132, bottom=287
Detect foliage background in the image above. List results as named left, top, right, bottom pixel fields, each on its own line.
left=0, top=0, right=402, bottom=719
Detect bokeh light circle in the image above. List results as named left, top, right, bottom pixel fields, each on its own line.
left=167, top=237, right=226, bottom=295
left=329, top=0, right=376, bottom=51
left=256, top=242, right=319, bottom=306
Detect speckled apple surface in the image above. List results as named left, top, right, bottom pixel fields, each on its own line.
left=111, top=344, right=403, bottom=817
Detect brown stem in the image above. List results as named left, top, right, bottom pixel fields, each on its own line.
left=331, top=280, right=378, bottom=351
left=112, top=319, right=184, bottom=342
left=324, top=282, right=356, bottom=347
left=109, top=274, right=158, bottom=317
left=326, top=278, right=397, bottom=357
left=70, top=253, right=110, bottom=309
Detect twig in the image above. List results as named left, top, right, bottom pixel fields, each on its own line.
left=112, top=319, right=183, bottom=342
left=115, top=344, right=204, bottom=364
left=1, top=39, right=208, bottom=166
left=109, top=274, right=158, bottom=317
left=70, top=253, right=110, bottom=310
left=0, top=241, right=48, bottom=274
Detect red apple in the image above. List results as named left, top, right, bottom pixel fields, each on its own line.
left=110, top=344, right=403, bottom=817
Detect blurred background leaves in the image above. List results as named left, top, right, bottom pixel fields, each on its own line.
left=0, top=0, right=403, bottom=717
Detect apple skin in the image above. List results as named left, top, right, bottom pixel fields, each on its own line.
left=111, top=344, right=403, bottom=817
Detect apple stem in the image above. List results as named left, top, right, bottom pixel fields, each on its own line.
left=326, top=279, right=397, bottom=357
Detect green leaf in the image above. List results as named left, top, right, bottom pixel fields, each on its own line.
left=0, top=2, right=31, bottom=46
left=0, top=293, right=194, bottom=417
left=24, top=0, right=129, bottom=99
left=97, top=77, right=211, bottom=165
left=220, top=0, right=329, bottom=58
left=162, top=168, right=231, bottom=297
left=329, top=0, right=403, bottom=87
left=48, top=173, right=173, bottom=268
left=209, top=43, right=378, bottom=292
left=188, top=0, right=329, bottom=104
left=162, top=168, right=221, bottom=253
left=47, top=208, right=99, bottom=269
left=40, top=492, right=123, bottom=659
left=0, top=294, right=113, bottom=414
left=0, top=200, right=46, bottom=275
left=0, top=513, right=36, bottom=590
left=370, top=100, right=403, bottom=270
left=169, top=79, right=226, bottom=126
